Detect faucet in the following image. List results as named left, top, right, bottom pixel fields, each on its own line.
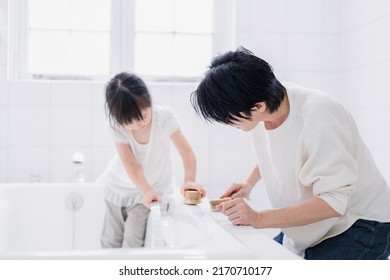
left=72, top=152, right=85, bottom=183
left=150, top=202, right=165, bottom=248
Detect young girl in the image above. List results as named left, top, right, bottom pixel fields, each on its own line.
left=98, top=72, right=205, bottom=248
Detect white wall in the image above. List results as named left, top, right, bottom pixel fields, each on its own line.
left=339, top=0, right=390, bottom=185
left=236, top=0, right=340, bottom=95
left=1, top=0, right=390, bottom=199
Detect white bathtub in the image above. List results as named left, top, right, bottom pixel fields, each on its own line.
left=0, top=183, right=257, bottom=259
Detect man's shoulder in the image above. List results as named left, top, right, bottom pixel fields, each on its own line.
left=285, top=83, right=350, bottom=130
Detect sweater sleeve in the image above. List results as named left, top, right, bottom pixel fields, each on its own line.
left=298, top=124, right=358, bottom=215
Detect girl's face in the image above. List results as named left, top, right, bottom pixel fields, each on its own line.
left=122, top=107, right=152, bottom=131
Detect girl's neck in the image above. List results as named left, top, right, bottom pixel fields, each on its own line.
left=131, top=116, right=152, bottom=145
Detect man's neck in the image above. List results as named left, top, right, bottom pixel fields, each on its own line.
left=264, top=93, right=290, bottom=130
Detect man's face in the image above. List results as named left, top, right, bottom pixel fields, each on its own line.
left=229, top=102, right=266, bottom=132
left=230, top=115, right=259, bottom=132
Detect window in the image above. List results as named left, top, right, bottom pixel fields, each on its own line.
left=134, top=0, right=212, bottom=78
left=28, top=0, right=110, bottom=78
left=9, top=0, right=234, bottom=81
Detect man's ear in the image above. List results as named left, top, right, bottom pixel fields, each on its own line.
left=252, top=102, right=267, bottom=113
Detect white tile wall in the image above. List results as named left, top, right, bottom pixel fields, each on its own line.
left=373, top=107, right=390, bottom=151
left=354, top=65, right=375, bottom=108
left=91, top=107, right=111, bottom=147
left=339, top=32, right=355, bottom=71
left=8, top=106, right=50, bottom=147
left=249, top=0, right=287, bottom=33
left=51, top=82, right=92, bottom=107
left=373, top=15, right=390, bottom=62
left=355, top=24, right=374, bottom=67
left=348, top=0, right=374, bottom=28
left=0, top=65, right=7, bottom=84
left=8, top=81, right=51, bottom=106
left=340, top=0, right=390, bottom=182
left=235, top=0, right=250, bottom=32
left=174, top=107, right=212, bottom=148
left=352, top=108, right=375, bottom=150
left=373, top=150, right=390, bottom=186
left=210, top=123, right=250, bottom=148
left=0, top=83, right=7, bottom=105
left=0, top=106, right=7, bottom=147
left=209, top=146, right=253, bottom=198
left=373, top=0, right=390, bottom=19
left=285, top=71, right=323, bottom=89
left=340, top=0, right=359, bottom=32
left=50, top=106, right=92, bottom=147
left=321, top=72, right=340, bottom=98
left=287, top=34, right=323, bottom=72
left=248, top=33, right=287, bottom=73
left=8, top=147, right=50, bottom=182
left=170, top=83, right=195, bottom=107
left=0, top=40, right=6, bottom=68
left=286, top=0, right=323, bottom=33
left=0, top=147, right=6, bottom=181
left=1, top=0, right=390, bottom=194
left=374, top=60, right=390, bottom=106
left=322, top=35, right=340, bottom=72
left=91, top=82, right=106, bottom=108
left=323, top=0, right=341, bottom=34
left=0, top=0, right=7, bottom=25
left=148, top=83, right=172, bottom=105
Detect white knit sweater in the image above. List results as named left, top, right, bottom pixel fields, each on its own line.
left=251, top=83, right=390, bottom=256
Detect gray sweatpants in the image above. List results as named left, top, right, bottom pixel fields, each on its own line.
left=100, top=200, right=150, bottom=248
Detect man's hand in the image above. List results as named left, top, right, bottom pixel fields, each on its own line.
left=217, top=198, right=260, bottom=228
left=220, top=182, right=253, bottom=199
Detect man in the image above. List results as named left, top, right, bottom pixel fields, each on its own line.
left=191, top=47, right=390, bottom=259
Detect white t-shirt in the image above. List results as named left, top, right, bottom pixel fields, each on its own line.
left=251, top=83, right=390, bottom=257
left=98, top=105, right=180, bottom=206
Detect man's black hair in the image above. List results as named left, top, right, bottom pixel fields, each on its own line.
left=191, top=47, right=285, bottom=124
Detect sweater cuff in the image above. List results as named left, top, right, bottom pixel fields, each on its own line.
left=318, top=192, right=349, bottom=215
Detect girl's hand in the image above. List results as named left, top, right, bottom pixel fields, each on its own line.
left=220, top=182, right=253, bottom=199
left=143, top=188, right=160, bottom=208
left=181, top=181, right=206, bottom=198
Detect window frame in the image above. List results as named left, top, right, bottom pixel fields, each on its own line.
left=8, top=0, right=235, bottom=82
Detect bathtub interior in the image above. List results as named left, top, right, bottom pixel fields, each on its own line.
left=0, top=183, right=105, bottom=252
left=0, top=183, right=256, bottom=259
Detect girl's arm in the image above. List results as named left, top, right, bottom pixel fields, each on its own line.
left=170, top=130, right=206, bottom=197
left=115, top=143, right=159, bottom=207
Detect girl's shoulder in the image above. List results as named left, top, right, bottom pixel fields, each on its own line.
left=152, top=104, right=181, bottom=129
left=153, top=104, right=173, bottom=113
left=153, top=104, right=177, bottom=119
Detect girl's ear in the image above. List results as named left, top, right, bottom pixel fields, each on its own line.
left=252, top=102, right=267, bottom=113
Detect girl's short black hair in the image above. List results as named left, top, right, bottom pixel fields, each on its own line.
left=191, top=47, right=286, bottom=124
left=105, top=72, right=151, bottom=126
